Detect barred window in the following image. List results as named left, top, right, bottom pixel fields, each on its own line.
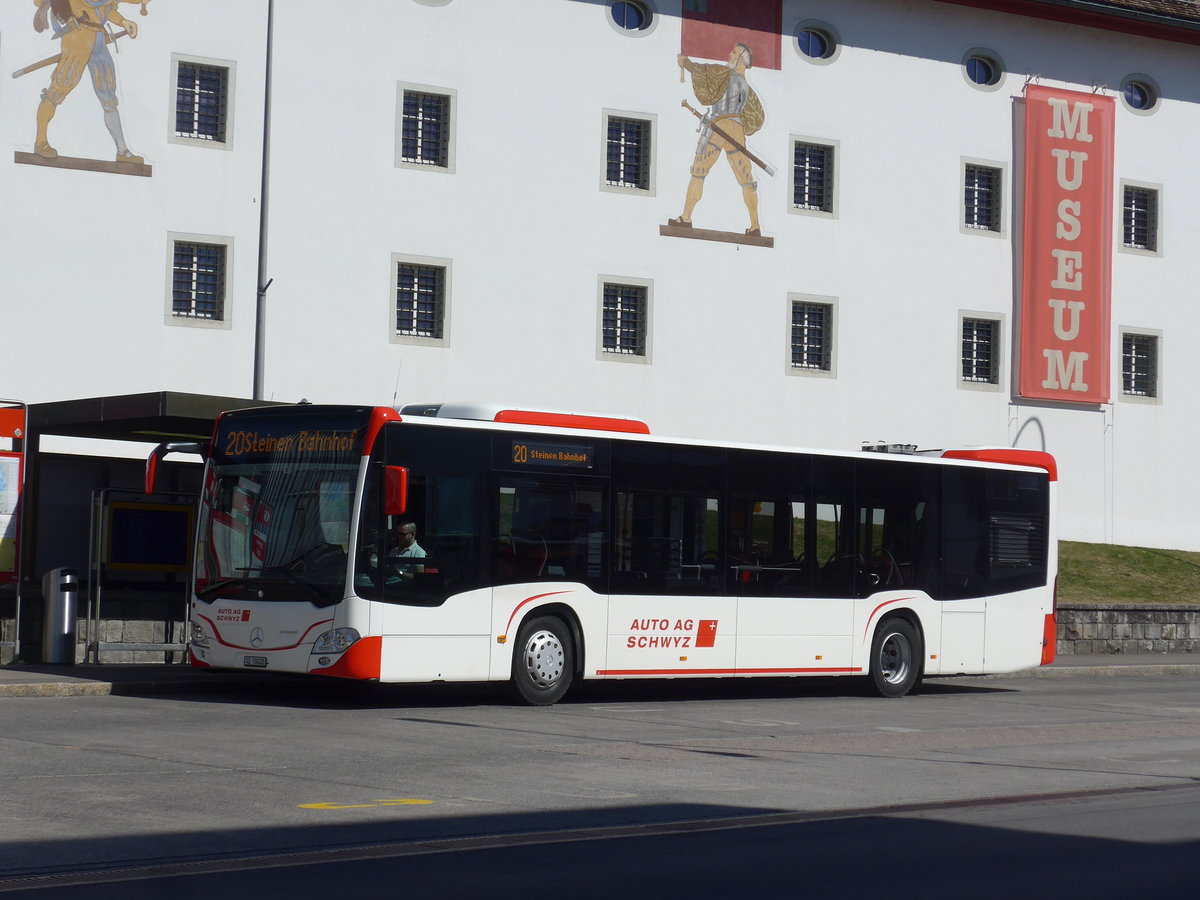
left=172, top=242, right=226, bottom=320
left=790, top=301, right=832, bottom=371
left=1123, top=185, right=1159, bottom=252
left=964, top=164, right=1002, bottom=232
left=961, top=317, right=999, bottom=384
left=606, top=116, right=651, bottom=190
left=396, top=263, right=445, bottom=339
left=602, top=283, right=647, bottom=356
left=792, top=141, right=833, bottom=212
left=175, top=62, right=229, bottom=143
left=400, top=90, right=451, bottom=168
left=1121, top=332, right=1158, bottom=398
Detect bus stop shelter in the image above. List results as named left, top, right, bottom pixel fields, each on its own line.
left=5, top=391, right=276, bottom=662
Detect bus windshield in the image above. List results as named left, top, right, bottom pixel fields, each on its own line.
left=195, top=408, right=371, bottom=607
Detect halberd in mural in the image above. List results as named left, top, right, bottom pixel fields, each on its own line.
left=669, top=43, right=772, bottom=238
left=21, top=0, right=150, bottom=165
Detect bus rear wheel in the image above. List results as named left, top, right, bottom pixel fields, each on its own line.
left=869, top=618, right=922, bottom=698
left=508, top=616, right=574, bottom=706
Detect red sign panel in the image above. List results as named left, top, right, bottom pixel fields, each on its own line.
left=1019, top=85, right=1114, bottom=404
left=681, top=0, right=781, bottom=70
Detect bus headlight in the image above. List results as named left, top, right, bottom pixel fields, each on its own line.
left=312, top=627, right=360, bottom=654
left=190, top=621, right=211, bottom=649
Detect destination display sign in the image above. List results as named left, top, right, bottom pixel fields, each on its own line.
left=510, top=439, right=595, bottom=471
left=213, top=412, right=369, bottom=465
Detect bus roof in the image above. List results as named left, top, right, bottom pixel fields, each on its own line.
left=213, top=403, right=1056, bottom=481
left=397, top=401, right=650, bottom=435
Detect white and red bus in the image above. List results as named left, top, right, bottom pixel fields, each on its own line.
left=147, top=402, right=1057, bottom=704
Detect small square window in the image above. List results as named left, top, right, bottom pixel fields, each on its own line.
left=601, top=282, right=648, bottom=358
left=172, top=242, right=225, bottom=320
left=961, top=317, right=1000, bottom=384
left=395, top=262, right=446, bottom=339
left=1122, top=184, right=1160, bottom=253
left=396, top=84, right=456, bottom=172
left=176, top=63, right=228, bottom=142
left=169, top=239, right=228, bottom=324
left=1121, top=331, right=1159, bottom=399
left=790, top=300, right=833, bottom=371
left=170, top=55, right=235, bottom=148
left=964, top=164, right=1002, bottom=232
left=605, top=115, right=652, bottom=191
left=792, top=141, right=834, bottom=214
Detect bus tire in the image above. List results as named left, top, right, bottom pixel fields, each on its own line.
left=868, top=617, right=922, bottom=698
left=508, top=616, right=574, bottom=706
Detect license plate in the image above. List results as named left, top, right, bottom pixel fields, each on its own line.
left=243, top=656, right=268, bottom=668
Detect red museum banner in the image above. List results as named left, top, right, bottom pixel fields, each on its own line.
left=1019, top=85, right=1114, bottom=404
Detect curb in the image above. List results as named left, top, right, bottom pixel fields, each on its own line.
left=1, top=662, right=1197, bottom=699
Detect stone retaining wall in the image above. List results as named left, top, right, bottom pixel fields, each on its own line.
left=1057, top=603, right=1200, bottom=655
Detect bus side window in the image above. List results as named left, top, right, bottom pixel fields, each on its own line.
left=492, top=479, right=606, bottom=589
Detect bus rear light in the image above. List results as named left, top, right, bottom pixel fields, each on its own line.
left=312, top=627, right=361, bottom=655
left=1041, top=576, right=1058, bottom=666
left=1041, top=613, right=1058, bottom=666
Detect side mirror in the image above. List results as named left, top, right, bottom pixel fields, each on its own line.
left=145, top=442, right=206, bottom=495
left=384, top=466, right=408, bottom=516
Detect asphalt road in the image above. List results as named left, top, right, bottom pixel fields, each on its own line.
left=1, top=674, right=1198, bottom=897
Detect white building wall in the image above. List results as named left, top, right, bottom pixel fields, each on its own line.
left=2, top=0, right=1199, bottom=550
left=0, top=0, right=265, bottom=406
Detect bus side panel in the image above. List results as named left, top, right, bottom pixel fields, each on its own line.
left=938, top=598, right=987, bottom=675
left=736, top=596, right=855, bottom=674
left=377, top=587, right=492, bottom=682
left=983, top=587, right=1052, bottom=673
left=488, top=583, right=609, bottom=682
left=602, top=594, right=737, bottom=677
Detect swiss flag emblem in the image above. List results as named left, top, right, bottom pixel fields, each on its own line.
left=695, top=620, right=719, bottom=648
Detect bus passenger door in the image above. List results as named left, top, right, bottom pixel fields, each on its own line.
left=605, top=483, right=735, bottom=677
left=733, top=496, right=854, bottom=673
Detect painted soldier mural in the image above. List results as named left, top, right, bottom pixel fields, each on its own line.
left=25, top=0, right=150, bottom=164
left=670, top=43, right=770, bottom=238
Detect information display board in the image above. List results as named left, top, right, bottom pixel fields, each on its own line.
left=105, top=502, right=194, bottom=573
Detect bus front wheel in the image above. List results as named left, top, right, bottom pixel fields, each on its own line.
left=869, top=618, right=922, bottom=698
left=508, top=616, right=574, bottom=706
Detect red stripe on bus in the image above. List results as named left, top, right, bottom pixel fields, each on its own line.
left=492, top=409, right=650, bottom=434
left=862, top=598, right=911, bottom=640
left=503, top=591, right=571, bottom=636
left=197, top=614, right=333, bottom=651
left=596, top=667, right=863, bottom=676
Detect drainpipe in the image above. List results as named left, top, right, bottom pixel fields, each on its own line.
left=253, top=0, right=275, bottom=401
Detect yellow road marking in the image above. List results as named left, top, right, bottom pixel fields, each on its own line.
left=298, top=800, right=432, bottom=810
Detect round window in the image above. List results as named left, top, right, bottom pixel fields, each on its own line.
left=961, top=49, right=1004, bottom=91
left=611, top=1, right=650, bottom=31
left=794, top=22, right=840, bottom=64
left=1122, top=76, right=1159, bottom=113
left=798, top=29, right=830, bottom=59
left=965, top=54, right=1000, bottom=86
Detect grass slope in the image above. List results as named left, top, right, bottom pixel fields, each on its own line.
left=1059, top=541, right=1200, bottom=605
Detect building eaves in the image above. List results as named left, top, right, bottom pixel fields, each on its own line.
left=935, top=0, right=1200, bottom=44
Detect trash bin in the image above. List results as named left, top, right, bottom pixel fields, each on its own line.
left=41, top=567, right=79, bottom=665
